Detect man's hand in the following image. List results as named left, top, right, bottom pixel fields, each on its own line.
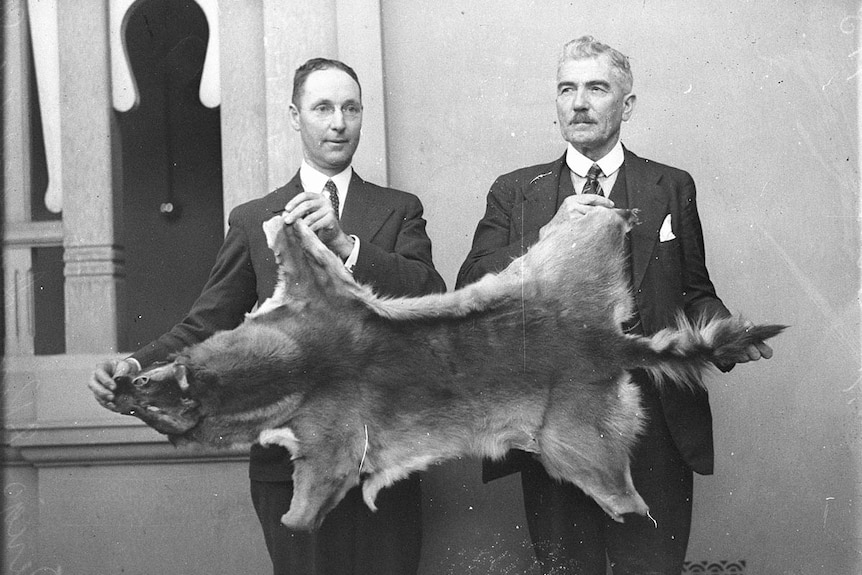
left=282, top=191, right=355, bottom=259
left=732, top=319, right=775, bottom=364
left=540, top=194, right=616, bottom=240
left=714, top=319, right=775, bottom=372
left=733, top=340, right=774, bottom=364
left=560, top=193, right=615, bottom=215
left=88, top=359, right=139, bottom=411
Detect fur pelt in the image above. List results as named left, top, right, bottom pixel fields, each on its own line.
left=113, top=205, right=784, bottom=530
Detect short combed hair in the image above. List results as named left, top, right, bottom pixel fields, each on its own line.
left=292, top=58, right=362, bottom=106
left=558, top=36, right=633, bottom=93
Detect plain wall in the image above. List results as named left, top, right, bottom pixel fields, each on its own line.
left=380, top=1, right=861, bottom=573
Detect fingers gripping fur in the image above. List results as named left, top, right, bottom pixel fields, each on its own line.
left=253, top=217, right=378, bottom=319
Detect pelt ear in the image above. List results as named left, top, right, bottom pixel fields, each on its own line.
left=175, top=363, right=189, bottom=393
left=615, top=208, right=640, bottom=232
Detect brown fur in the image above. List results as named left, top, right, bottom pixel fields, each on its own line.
left=113, top=205, right=784, bottom=530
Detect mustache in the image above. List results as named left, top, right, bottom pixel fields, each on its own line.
left=570, top=114, right=595, bottom=124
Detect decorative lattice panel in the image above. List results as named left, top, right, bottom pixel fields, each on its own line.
left=683, top=560, right=747, bottom=574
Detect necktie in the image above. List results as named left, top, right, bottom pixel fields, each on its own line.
left=583, top=163, right=604, bottom=196
left=324, top=179, right=339, bottom=217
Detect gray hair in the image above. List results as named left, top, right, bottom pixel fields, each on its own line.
left=558, top=36, right=633, bottom=93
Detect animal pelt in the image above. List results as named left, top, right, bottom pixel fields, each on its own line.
left=112, top=204, right=784, bottom=530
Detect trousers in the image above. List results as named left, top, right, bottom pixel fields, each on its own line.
left=520, top=379, right=694, bottom=575
left=251, top=475, right=422, bottom=575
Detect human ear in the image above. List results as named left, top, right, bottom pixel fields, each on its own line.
left=289, top=103, right=301, bottom=131
left=622, top=93, right=636, bottom=122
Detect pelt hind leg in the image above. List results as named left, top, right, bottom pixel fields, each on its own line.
left=536, top=372, right=649, bottom=522
left=284, top=455, right=361, bottom=530
left=260, top=424, right=363, bottom=530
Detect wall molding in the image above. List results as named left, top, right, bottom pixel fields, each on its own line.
left=5, top=419, right=249, bottom=468
left=3, top=353, right=250, bottom=468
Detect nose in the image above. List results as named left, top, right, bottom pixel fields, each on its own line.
left=572, top=88, right=588, bottom=110
left=329, top=109, right=346, bottom=131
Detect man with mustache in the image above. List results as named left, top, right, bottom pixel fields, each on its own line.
left=89, top=58, right=446, bottom=574
left=456, top=37, right=773, bottom=574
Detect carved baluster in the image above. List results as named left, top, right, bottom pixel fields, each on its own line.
left=110, top=0, right=220, bottom=112
left=26, top=0, right=62, bottom=213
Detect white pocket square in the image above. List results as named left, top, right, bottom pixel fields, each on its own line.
left=659, top=214, right=676, bottom=242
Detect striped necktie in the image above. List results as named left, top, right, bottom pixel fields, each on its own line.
left=324, top=179, right=339, bottom=217
left=583, top=163, right=604, bottom=196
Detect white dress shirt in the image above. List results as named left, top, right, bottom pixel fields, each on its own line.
left=566, top=139, right=625, bottom=200
left=298, top=161, right=351, bottom=218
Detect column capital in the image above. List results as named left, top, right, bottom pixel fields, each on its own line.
left=63, top=244, right=125, bottom=278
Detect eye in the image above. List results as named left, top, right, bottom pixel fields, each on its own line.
left=133, top=375, right=151, bottom=388
left=313, top=104, right=334, bottom=115
left=343, top=104, right=362, bottom=117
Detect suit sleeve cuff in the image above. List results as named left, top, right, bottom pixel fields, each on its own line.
left=344, top=235, right=360, bottom=274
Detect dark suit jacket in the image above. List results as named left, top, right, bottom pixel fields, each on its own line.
left=133, top=170, right=446, bottom=480
left=456, top=148, right=729, bottom=477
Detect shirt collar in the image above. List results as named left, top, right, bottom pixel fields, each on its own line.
left=565, top=140, right=625, bottom=178
left=299, top=161, right=353, bottom=195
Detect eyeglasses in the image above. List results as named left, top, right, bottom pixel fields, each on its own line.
left=309, top=103, right=363, bottom=120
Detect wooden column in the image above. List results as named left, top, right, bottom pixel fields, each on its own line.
left=261, top=0, right=339, bottom=192
left=57, top=1, right=127, bottom=353
left=218, top=0, right=268, bottom=222
left=3, top=0, right=35, bottom=356
left=335, top=0, right=388, bottom=185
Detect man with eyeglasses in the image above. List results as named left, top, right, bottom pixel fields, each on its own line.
left=89, top=58, right=445, bottom=574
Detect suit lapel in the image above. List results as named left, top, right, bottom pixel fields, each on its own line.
left=266, top=172, right=304, bottom=214
left=624, top=148, right=669, bottom=292
left=519, top=154, right=568, bottom=236
left=340, top=172, right=394, bottom=241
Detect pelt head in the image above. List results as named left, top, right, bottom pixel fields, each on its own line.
left=112, top=318, right=330, bottom=447
left=113, top=363, right=202, bottom=440
left=111, top=217, right=366, bottom=447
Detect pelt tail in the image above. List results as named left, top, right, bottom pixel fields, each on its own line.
left=623, top=314, right=786, bottom=389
